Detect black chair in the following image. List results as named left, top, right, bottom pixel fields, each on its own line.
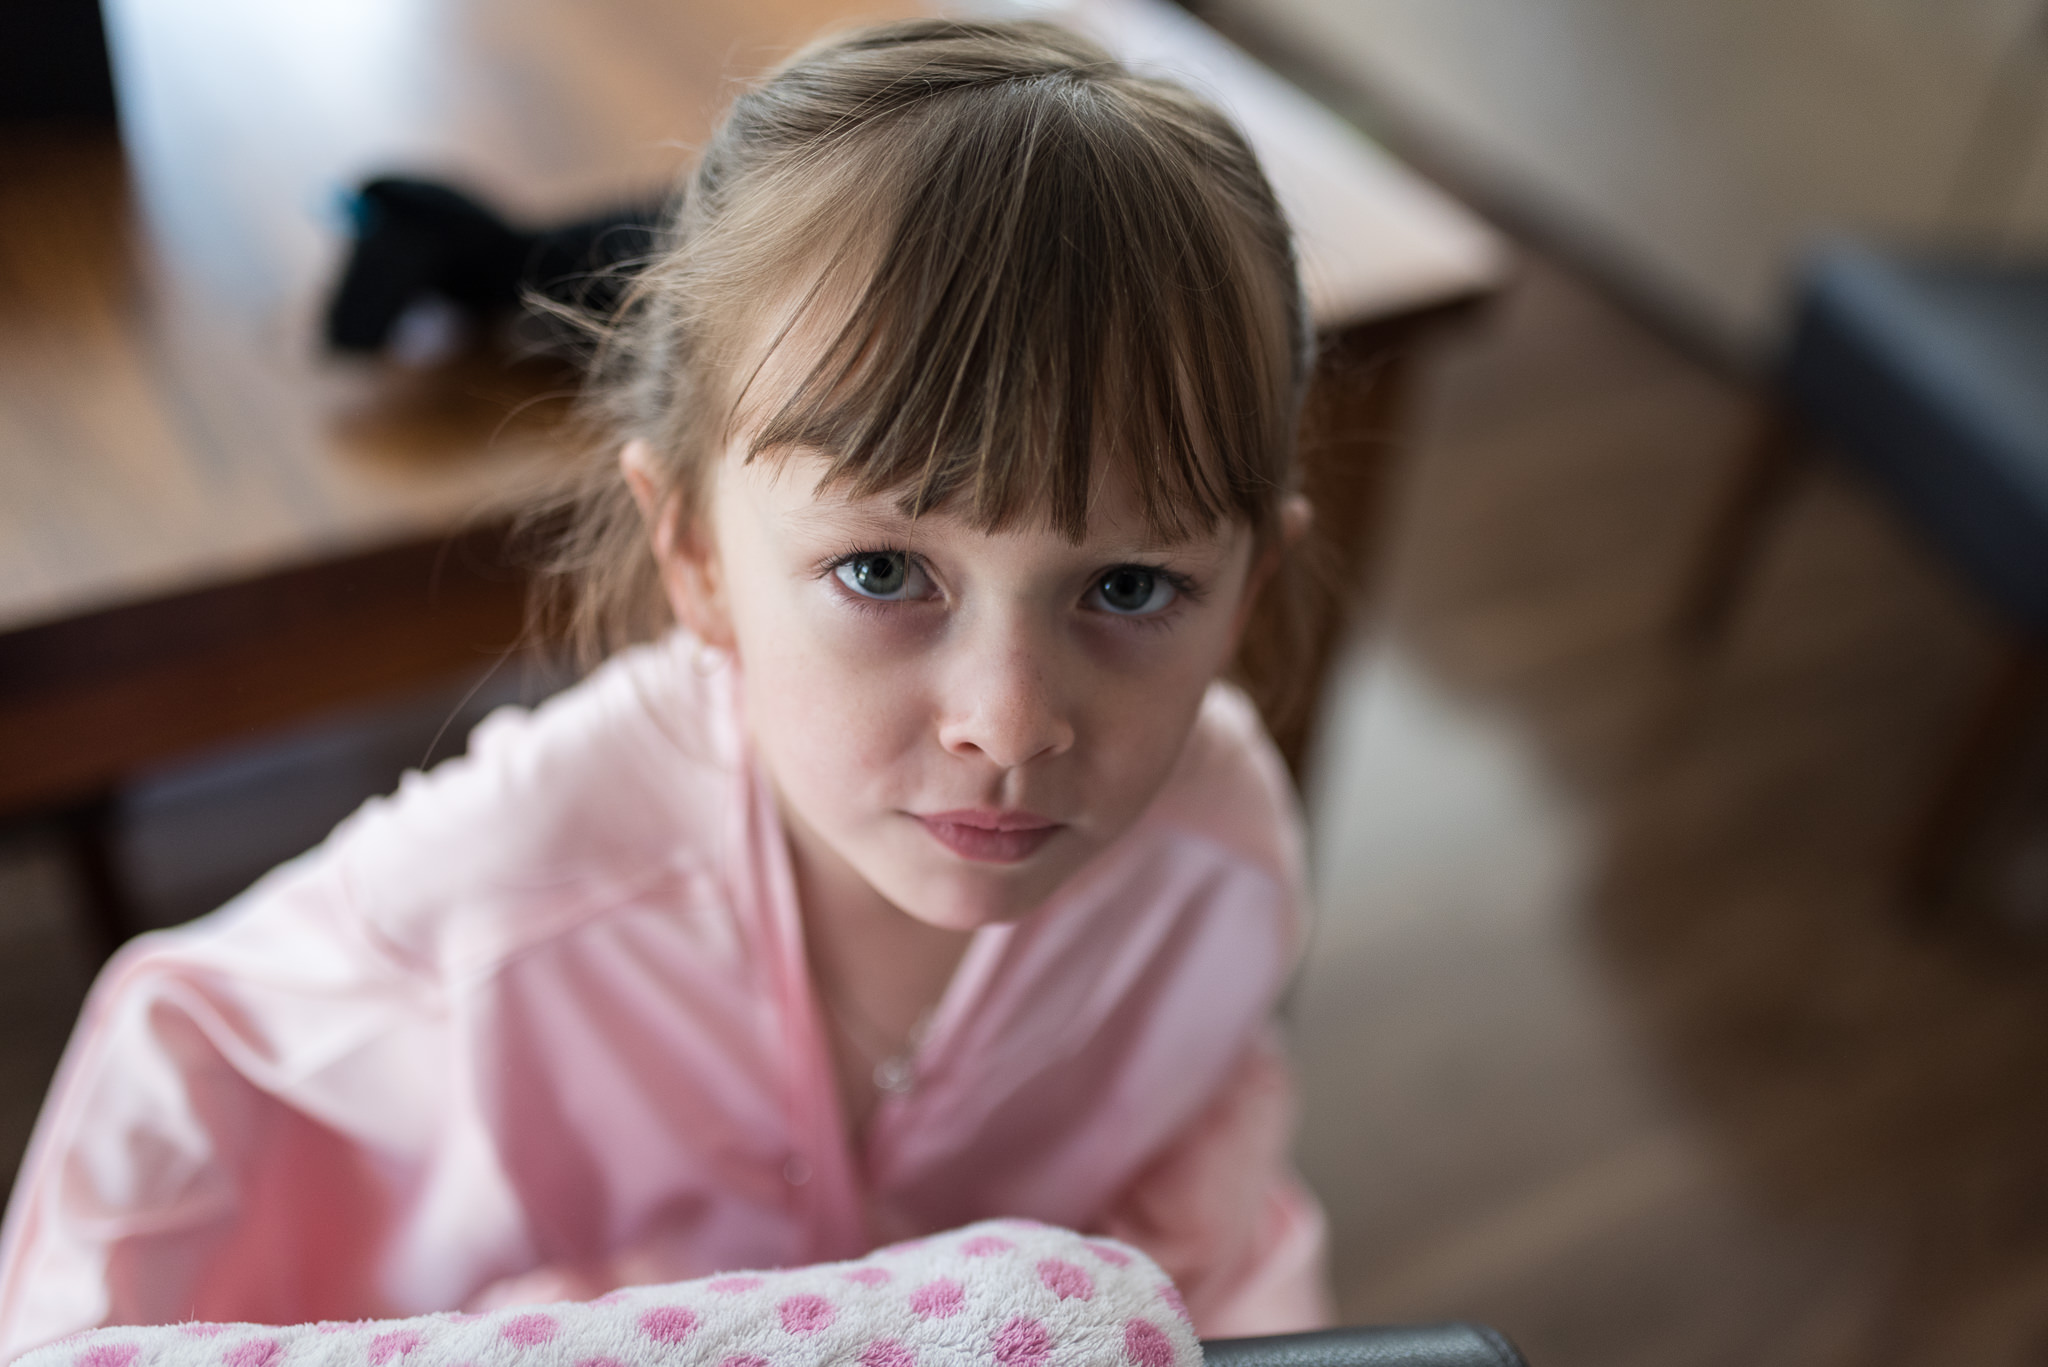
left=1205, top=1325, right=1528, bottom=1367
left=1677, top=241, right=2048, bottom=899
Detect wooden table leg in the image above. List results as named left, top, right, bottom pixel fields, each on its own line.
left=1673, top=404, right=1808, bottom=643
left=56, top=791, right=132, bottom=961
left=1905, top=636, right=2048, bottom=909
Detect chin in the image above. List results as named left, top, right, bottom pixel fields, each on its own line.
left=900, top=867, right=1067, bottom=933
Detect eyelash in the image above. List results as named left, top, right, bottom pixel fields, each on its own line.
left=815, top=547, right=1202, bottom=622
left=1101, top=565, right=1203, bottom=631
left=816, top=546, right=928, bottom=618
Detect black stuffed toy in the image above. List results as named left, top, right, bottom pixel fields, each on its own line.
left=324, top=177, right=665, bottom=354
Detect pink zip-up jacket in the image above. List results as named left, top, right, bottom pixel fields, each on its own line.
left=0, top=635, right=1330, bottom=1359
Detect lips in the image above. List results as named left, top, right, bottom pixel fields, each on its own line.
left=914, top=809, right=1062, bottom=864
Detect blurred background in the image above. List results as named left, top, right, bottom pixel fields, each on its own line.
left=3, top=0, right=2047, bottom=1364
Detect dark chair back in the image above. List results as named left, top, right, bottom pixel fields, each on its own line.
left=1204, top=1325, right=1529, bottom=1367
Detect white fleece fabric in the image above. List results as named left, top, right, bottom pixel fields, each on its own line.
left=14, top=1223, right=1200, bottom=1367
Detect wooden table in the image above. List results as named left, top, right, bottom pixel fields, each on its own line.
left=0, top=0, right=1502, bottom=846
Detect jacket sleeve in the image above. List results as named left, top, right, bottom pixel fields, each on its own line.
left=1094, top=1028, right=1333, bottom=1339
left=0, top=875, right=426, bottom=1360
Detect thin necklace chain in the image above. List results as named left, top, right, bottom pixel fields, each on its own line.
left=819, top=985, right=935, bottom=1096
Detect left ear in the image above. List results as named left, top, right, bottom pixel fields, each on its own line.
left=1229, top=494, right=1312, bottom=647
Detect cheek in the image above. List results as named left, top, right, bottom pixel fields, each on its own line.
left=727, top=580, right=932, bottom=802
left=1071, top=620, right=1238, bottom=805
left=1090, top=668, right=1209, bottom=790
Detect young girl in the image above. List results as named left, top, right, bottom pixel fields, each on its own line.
left=0, top=18, right=1330, bottom=1356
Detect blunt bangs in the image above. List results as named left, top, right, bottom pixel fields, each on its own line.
left=739, top=63, right=1301, bottom=543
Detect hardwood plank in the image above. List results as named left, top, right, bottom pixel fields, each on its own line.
left=1298, top=249, right=2048, bottom=1367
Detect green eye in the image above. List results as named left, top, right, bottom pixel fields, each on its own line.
left=1094, top=566, right=1174, bottom=615
left=836, top=552, right=911, bottom=599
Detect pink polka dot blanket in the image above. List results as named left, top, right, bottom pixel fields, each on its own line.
left=18, top=1223, right=1199, bottom=1367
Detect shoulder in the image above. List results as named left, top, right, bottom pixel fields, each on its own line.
left=300, top=633, right=743, bottom=976
left=15, top=639, right=742, bottom=1137
left=1143, top=681, right=1305, bottom=902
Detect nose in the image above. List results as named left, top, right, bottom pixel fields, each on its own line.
left=935, top=614, right=1076, bottom=769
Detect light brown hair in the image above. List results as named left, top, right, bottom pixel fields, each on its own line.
left=536, top=17, right=1309, bottom=672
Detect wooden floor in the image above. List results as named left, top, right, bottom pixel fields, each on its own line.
left=1296, top=252, right=2048, bottom=1366
left=5, top=246, right=2048, bottom=1366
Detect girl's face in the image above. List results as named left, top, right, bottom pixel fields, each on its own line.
left=640, top=435, right=1262, bottom=934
